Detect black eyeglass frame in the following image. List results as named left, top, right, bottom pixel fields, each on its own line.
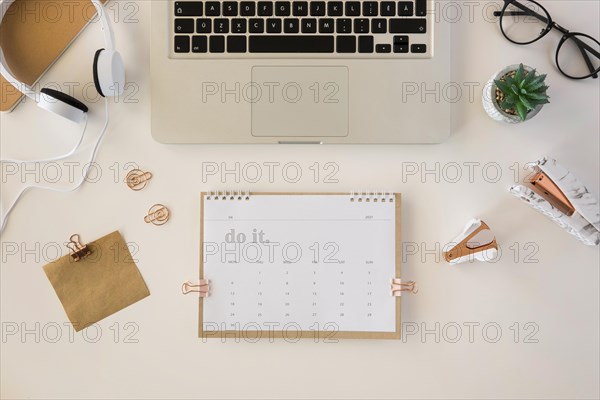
left=493, top=0, right=600, bottom=80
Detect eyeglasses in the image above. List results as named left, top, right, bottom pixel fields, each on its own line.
left=494, top=0, right=600, bottom=80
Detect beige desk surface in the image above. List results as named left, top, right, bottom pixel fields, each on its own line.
left=1, top=1, right=599, bottom=399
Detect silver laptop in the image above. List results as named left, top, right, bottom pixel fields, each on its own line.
left=151, top=0, right=451, bottom=144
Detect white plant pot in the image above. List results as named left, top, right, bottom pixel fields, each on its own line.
left=482, top=64, right=544, bottom=124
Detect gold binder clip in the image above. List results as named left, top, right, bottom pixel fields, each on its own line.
left=391, top=279, right=418, bottom=296
left=126, top=169, right=153, bottom=191
left=181, top=279, right=210, bottom=297
left=443, top=219, right=498, bottom=264
left=144, top=204, right=170, bottom=225
left=66, top=234, right=92, bottom=262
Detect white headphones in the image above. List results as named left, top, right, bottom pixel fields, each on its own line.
left=0, top=0, right=125, bottom=122
left=0, top=0, right=125, bottom=233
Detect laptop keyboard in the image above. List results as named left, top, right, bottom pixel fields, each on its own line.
left=171, top=1, right=433, bottom=58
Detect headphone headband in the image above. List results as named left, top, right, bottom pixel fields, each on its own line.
left=0, top=0, right=116, bottom=95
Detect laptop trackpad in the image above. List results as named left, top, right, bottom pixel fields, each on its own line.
left=251, top=66, right=349, bottom=137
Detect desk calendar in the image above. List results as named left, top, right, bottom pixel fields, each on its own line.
left=197, top=192, right=404, bottom=339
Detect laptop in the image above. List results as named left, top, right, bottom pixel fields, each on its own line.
left=150, top=0, right=451, bottom=144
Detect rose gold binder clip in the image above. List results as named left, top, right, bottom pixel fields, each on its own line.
left=144, top=204, right=170, bottom=225
left=66, top=234, right=92, bottom=262
left=126, top=169, right=153, bottom=191
left=391, top=279, right=418, bottom=296
left=181, top=279, right=210, bottom=297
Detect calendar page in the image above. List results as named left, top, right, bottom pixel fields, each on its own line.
left=200, top=193, right=400, bottom=339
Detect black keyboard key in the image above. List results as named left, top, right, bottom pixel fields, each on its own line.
left=249, top=35, right=334, bottom=52
left=354, top=18, right=369, bottom=34
left=258, top=1, right=273, bottom=15
left=174, top=35, right=190, bottom=52
left=416, top=0, right=427, bottom=16
left=328, top=2, right=343, bottom=16
left=249, top=18, right=265, bottom=32
left=358, top=36, right=374, bottom=53
left=214, top=18, right=229, bottom=33
left=363, top=2, right=378, bottom=16
left=275, top=1, right=291, bottom=16
left=389, top=18, right=427, bottom=33
left=398, top=2, right=413, bottom=16
left=174, top=18, right=194, bottom=33
left=192, top=35, right=208, bottom=52
left=293, top=2, right=308, bottom=16
left=394, top=43, right=408, bottom=53
left=381, top=2, right=395, bottom=16
left=267, top=18, right=282, bottom=33
left=174, top=2, right=202, bottom=16
left=310, top=1, right=326, bottom=16
left=345, top=2, right=360, bottom=16
left=376, top=44, right=391, bottom=53
left=394, top=35, right=409, bottom=44
left=372, top=19, right=387, bottom=33
left=210, top=36, right=225, bottom=52
left=336, top=18, right=351, bottom=34
left=301, top=18, right=317, bottom=33
left=241, top=1, right=256, bottom=16
left=232, top=18, right=247, bottom=33
left=411, top=43, right=427, bottom=53
left=223, top=2, right=238, bottom=16
left=319, top=18, right=334, bottom=33
left=205, top=2, right=220, bottom=16
left=228, top=36, right=247, bottom=52
left=284, top=18, right=300, bottom=33
left=197, top=18, right=212, bottom=33
left=336, top=36, right=356, bottom=53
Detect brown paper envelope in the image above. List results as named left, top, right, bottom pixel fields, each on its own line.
left=43, top=231, right=150, bottom=332
left=0, top=0, right=107, bottom=112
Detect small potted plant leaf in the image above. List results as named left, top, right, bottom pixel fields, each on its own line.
left=482, top=63, right=550, bottom=123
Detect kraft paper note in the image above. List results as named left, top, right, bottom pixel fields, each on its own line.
left=43, top=231, right=150, bottom=332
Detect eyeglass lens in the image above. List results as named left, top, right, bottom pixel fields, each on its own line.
left=557, top=34, right=600, bottom=79
left=500, top=1, right=551, bottom=44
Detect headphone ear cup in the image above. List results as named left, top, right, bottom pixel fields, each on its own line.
left=93, top=48, right=125, bottom=98
left=38, top=88, right=88, bottom=123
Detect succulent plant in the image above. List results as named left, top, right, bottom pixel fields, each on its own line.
left=494, top=63, right=550, bottom=121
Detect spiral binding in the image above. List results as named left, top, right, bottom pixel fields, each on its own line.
left=205, top=190, right=250, bottom=201
left=349, top=191, right=395, bottom=203
left=205, top=191, right=394, bottom=202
